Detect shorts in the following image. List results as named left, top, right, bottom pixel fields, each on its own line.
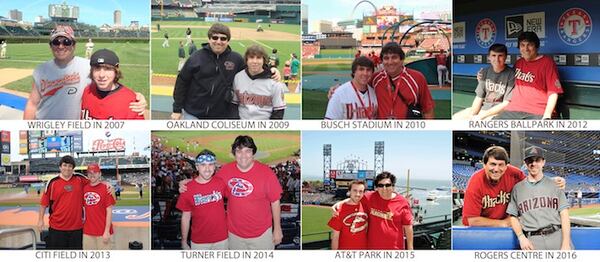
left=494, top=110, right=543, bottom=120
left=228, top=227, right=273, bottom=250
left=83, top=233, right=113, bottom=250
left=191, top=238, right=228, bottom=250
left=47, top=228, right=83, bottom=249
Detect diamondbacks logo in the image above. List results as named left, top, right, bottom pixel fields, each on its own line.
left=342, top=212, right=368, bottom=233
left=558, top=8, right=592, bottom=46
left=224, top=61, right=235, bottom=70
left=476, top=18, right=497, bottom=48
left=84, top=192, right=101, bottom=205
left=228, top=178, right=254, bottom=197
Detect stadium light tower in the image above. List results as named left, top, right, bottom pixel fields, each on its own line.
left=323, top=144, right=331, bottom=183
left=374, top=141, right=384, bottom=175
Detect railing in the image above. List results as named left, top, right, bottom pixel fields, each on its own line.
left=0, top=227, right=38, bottom=250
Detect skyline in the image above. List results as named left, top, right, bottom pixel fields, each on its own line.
left=0, top=0, right=150, bottom=27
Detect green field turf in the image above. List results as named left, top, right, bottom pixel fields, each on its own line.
left=318, top=49, right=357, bottom=56
left=0, top=187, right=149, bottom=207
left=0, top=42, right=149, bottom=97
left=151, top=21, right=300, bottom=75
left=569, top=207, right=600, bottom=217
left=152, top=131, right=300, bottom=164
left=302, top=89, right=451, bottom=119
left=152, top=21, right=300, bottom=35
left=302, top=205, right=332, bottom=244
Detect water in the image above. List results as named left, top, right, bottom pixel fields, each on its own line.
left=396, top=179, right=452, bottom=222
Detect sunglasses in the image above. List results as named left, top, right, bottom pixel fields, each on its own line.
left=50, top=38, right=74, bottom=47
left=210, top=35, right=228, bottom=41
left=376, top=183, right=394, bottom=188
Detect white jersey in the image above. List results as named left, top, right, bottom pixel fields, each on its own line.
left=233, top=69, right=287, bottom=120
left=85, top=42, right=94, bottom=50
left=325, top=81, right=378, bottom=119
left=32, top=56, right=91, bottom=119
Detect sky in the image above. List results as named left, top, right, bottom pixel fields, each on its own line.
left=302, top=131, right=452, bottom=181
left=9, top=130, right=151, bottom=161
left=0, top=0, right=149, bottom=26
left=305, top=0, right=452, bottom=32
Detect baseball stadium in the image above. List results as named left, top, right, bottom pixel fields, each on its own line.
left=453, top=0, right=600, bottom=119
left=150, top=0, right=301, bottom=119
left=0, top=130, right=150, bottom=250
left=0, top=1, right=150, bottom=119
left=302, top=0, right=452, bottom=119
left=151, top=131, right=300, bottom=249
left=301, top=131, right=452, bottom=249
left=452, top=131, right=600, bottom=249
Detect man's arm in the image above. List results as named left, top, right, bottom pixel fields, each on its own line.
left=102, top=206, right=113, bottom=243
left=423, top=109, right=434, bottom=119
left=330, top=230, right=340, bottom=250
left=467, top=216, right=511, bottom=227
left=559, top=209, right=572, bottom=250
left=270, top=109, right=285, bottom=119
left=469, top=97, right=484, bottom=118
left=478, top=101, right=509, bottom=120
left=542, top=93, right=559, bottom=119
left=510, top=216, right=534, bottom=250
left=403, top=225, right=414, bottom=250
left=24, top=83, right=41, bottom=120
left=271, top=200, right=283, bottom=246
left=180, top=211, right=191, bottom=250
left=37, top=205, right=47, bottom=232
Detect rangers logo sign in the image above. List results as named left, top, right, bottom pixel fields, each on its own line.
left=84, top=192, right=101, bottom=205
left=558, top=8, right=592, bottom=46
left=228, top=178, right=254, bottom=197
left=476, top=18, right=496, bottom=48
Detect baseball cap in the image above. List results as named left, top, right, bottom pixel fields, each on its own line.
left=90, top=49, right=119, bottom=67
left=50, top=25, right=75, bottom=41
left=523, top=146, right=545, bottom=160
left=87, top=163, right=101, bottom=173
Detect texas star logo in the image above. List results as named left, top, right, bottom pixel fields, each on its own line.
left=84, top=192, right=101, bottom=205
left=476, top=18, right=497, bottom=48
left=558, top=8, right=592, bottom=46
left=228, top=178, right=254, bottom=197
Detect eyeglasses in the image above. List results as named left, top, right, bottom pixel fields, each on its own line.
left=210, top=35, right=228, bottom=41
left=50, top=38, right=74, bottom=47
left=376, top=183, right=394, bottom=188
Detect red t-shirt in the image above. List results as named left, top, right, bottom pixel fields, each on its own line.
left=436, top=54, right=447, bottom=66
left=327, top=202, right=368, bottom=249
left=83, top=183, right=115, bottom=236
left=462, top=165, right=526, bottom=225
left=40, top=174, right=89, bottom=230
left=372, top=67, right=435, bottom=119
left=216, top=161, right=283, bottom=238
left=504, top=56, right=563, bottom=115
left=362, top=191, right=413, bottom=249
left=81, top=83, right=144, bottom=120
left=176, top=178, right=228, bottom=244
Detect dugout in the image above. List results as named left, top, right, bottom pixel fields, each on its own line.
left=453, top=0, right=600, bottom=119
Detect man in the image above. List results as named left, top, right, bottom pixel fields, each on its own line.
left=82, top=163, right=115, bottom=250
left=327, top=180, right=368, bottom=250
left=233, top=45, right=286, bottom=120
left=507, top=146, right=572, bottom=250
left=162, top=32, right=169, bottom=48
left=372, top=42, right=435, bottom=119
left=325, top=56, right=377, bottom=119
left=81, top=49, right=145, bottom=120
left=0, top=40, right=6, bottom=59
left=216, top=136, right=283, bottom=249
left=269, top=48, right=279, bottom=68
left=85, top=38, right=94, bottom=60
left=178, top=41, right=186, bottom=72
left=38, top=156, right=88, bottom=249
left=290, top=53, right=300, bottom=81
left=171, top=23, right=279, bottom=120
left=453, top=44, right=515, bottom=120
left=188, top=40, right=197, bottom=56
left=185, top=27, right=192, bottom=46
left=495, top=32, right=563, bottom=119
left=23, top=25, right=146, bottom=120
left=435, top=49, right=449, bottom=87
left=176, top=149, right=228, bottom=250
left=462, top=146, right=565, bottom=226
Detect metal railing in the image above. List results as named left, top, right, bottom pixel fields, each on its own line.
left=0, top=227, right=38, bottom=250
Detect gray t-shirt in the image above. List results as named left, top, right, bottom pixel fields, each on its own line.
left=33, top=56, right=91, bottom=119
left=507, top=176, right=569, bottom=232
left=475, top=66, right=515, bottom=110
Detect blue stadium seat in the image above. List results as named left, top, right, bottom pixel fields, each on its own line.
left=0, top=92, right=27, bottom=110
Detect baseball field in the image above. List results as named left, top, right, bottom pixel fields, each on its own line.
left=0, top=40, right=150, bottom=101
left=150, top=21, right=301, bottom=119
left=301, top=205, right=332, bottom=244
left=152, top=130, right=300, bottom=164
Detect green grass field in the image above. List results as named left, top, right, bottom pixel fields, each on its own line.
left=151, top=21, right=300, bottom=75
left=569, top=207, right=600, bottom=217
left=0, top=41, right=149, bottom=97
left=302, top=205, right=332, bottom=244
left=152, top=131, right=300, bottom=164
left=0, top=186, right=149, bottom=207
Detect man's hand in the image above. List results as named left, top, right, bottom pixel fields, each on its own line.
left=171, top=113, right=182, bottom=120
left=270, top=67, right=281, bottom=81
left=181, top=240, right=191, bottom=250
left=37, top=219, right=44, bottom=233
left=272, top=227, right=283, bottom=246
left=476, top=68, right=484, bottom=82
left=327, top=84, right=340, bottom=100
left=560, top=242, right=571, bottom=250
left=518, top=235, right=534, bottom=250
left=131, top=93, right=148, bottom=115
left=553, top=177, right=566, bottom=190
left=102, top=231, right=110, bottom=244
left=179, top=179, right=191, bottom=193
